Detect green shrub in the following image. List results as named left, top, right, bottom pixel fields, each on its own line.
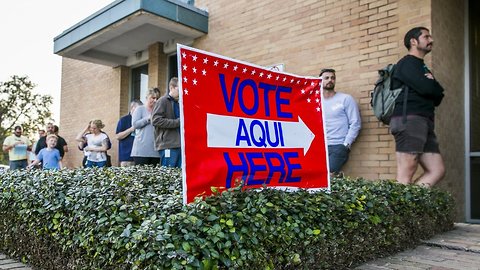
left=0, top=166, right=455, bottom=269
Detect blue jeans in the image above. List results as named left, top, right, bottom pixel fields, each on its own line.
left=9, top=159, right=28, bottom=170
left=86, top=160, right=107, bottom=168
left=328, top=144, right=350, bottom=173
left=159, top=148, right=181, bottom=168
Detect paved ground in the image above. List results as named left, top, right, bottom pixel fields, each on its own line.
left=1, top=223, right=479, bottom=269
left=356, top=223, right=480, bottom=270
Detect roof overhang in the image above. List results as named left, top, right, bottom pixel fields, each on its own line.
left=53, top=0, right=208, bottom=67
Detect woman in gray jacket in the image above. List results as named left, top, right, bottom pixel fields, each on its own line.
left=131, top=88, right=161, bottom=165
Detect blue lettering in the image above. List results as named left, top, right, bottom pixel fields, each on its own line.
left=258, top=82, right=276, bottom=117
left=245, top=152, right=266, bottom=186
left=250, top=120, right=266, bottom=147
left=235, top=119, right=251, bottom=146
left=223, top=151, right=302, bottom=187
left=218, top=75, right=293, bottom=118
left=265, top=121, right=283, bottom=147
left=219, top=73, right=240, bottom=112
left=284, top=152, right=301, bottom=183
left=223, top=152, right=248, bottom=188
left=264, top=152, right=286, bottom=184
left=238, top=79, right=259, bottom=115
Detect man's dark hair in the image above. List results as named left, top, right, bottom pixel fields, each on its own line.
left=14, top=125, right=22, bottom=131
left=53, top=125, right=59, bottom=133
left=319, top=68, right=336, bottom=77
left=404, top=26, right=429, bottom=50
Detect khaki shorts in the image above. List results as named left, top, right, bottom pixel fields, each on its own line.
left=390, top=115, right=440, bottom=154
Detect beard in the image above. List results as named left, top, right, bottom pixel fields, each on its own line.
left=323, top=83, right=335, bottom=91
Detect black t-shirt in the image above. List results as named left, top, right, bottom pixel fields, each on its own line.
left=392, top=55, right=444, bottom=118
left=35, top=135, right=68, bottom=157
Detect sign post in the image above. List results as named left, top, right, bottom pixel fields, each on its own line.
left=178, top=45, right=329, bottom=204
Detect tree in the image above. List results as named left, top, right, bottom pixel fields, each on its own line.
left=0, top=75, right=53, bottom=164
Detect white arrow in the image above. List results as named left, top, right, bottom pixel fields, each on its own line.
left=206, top=113, right=315, bottom=155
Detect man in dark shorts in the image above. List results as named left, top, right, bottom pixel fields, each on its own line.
left=390, top=26, right=445, bottom=187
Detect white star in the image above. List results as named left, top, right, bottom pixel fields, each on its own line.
left=184, top=89, right=189, bottom=95
left=316, top=98, right=320, bottom=103
left=316, top=107, right=321, bottom=112
left=183, top=77, right=188, bottom=83
left=259, top=72, right=264, bottom=77
left=304, top=81, right=307, bottom=85
left=301, top=89, right=306, bottom=94
left=214, top=60, right=219, bottom=66
left=203, top=57, right=209, bottom=64
left=290, top=79, right=294, bottom=83
left=283, top=77, right=287, bottom=82
left=296, top=80, right=300, bottom=84
left=223, top=63, right=229, bottom=69
left=243, top=68, right=247, bottom=73
left=192, top=55, right=198, bottom=61
left=276, top=75, right=280, bottom=80
left=193, top=79, right=198, bottom=85
left=307, top=98, right=311, bottom=103
left=251, top=70, right=256, bottom=75
left=316, top=90, right=320, bottom=95
left=192, top=67, right=197, bottom=73
left=311, top=82, right=316, bottom=86
left=233, top=65, right=238, bottom=71
left=182, top=52, right=186, bottom=58
left=183, top=64, right=188, bottom=71
left=267, top=74, right=272, bottom=79
left=202, top=69, right=207, bottom=76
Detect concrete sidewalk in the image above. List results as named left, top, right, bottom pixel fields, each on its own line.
left=1, top=223, right=479, bottom=269
left=356, top=223, right=480, bottom=270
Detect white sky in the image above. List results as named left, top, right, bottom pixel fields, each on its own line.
left=0, top=0, right=113, bottom=123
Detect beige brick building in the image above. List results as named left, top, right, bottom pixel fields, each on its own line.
left=55, top=0, right=479, bottom=222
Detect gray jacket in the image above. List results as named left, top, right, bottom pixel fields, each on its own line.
left=151, top=94, right=181, bottom=150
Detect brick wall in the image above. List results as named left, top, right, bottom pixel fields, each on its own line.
left=432, top=0, right=466, bottom=220
left=60, top=58, right=124, bottom=168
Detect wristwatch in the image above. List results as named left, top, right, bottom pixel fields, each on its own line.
left=344, top=143, right=351, bottom=150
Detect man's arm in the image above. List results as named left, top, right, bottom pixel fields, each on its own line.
left=344, top=95, right=361, bottom=147
left=396, top=58, right=444, bottom=100
left=151, top=99, right=180, bottom=129
left=116, top=126, right=135, bottom=140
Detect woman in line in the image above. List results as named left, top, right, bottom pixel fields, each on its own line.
left=131, top=88, right=161, bottom=165
left=76, top=119, right=109, bottom=168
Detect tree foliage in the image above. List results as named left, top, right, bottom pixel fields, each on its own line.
left=0, top=75, right=53, bottom=163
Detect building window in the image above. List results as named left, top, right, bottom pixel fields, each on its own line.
left=131, top=64, right=148, bottom=103
left=168, top=54, right=178, bottom=82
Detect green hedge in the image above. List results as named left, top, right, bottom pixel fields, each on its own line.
left=0, top=166, right=454, bottom=269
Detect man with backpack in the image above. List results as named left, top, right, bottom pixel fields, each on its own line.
left=320, top=68, right=361, bottom=176
left=390, top=26, right=445, bottom=187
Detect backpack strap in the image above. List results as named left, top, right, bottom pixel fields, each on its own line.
left=402, top=85, right=409, bottom=124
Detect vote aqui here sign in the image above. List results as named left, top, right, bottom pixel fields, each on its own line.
left=178, top=45, right=329, bottom=204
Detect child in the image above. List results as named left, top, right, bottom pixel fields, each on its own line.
left=29, top=134, right=63, bottom=170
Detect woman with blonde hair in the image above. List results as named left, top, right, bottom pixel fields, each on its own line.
left=76, top=119, right=109, bottom=168
left=131, top=88, right=161, bottom=165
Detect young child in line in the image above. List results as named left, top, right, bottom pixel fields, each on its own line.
left=29, top=134, right=63, bottom=170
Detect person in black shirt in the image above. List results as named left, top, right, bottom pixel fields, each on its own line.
left=390, top=26, right=445, bottom=187
left=35, top=125, right=68, bottom=158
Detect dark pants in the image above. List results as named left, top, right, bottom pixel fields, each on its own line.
left=9, top=159, right=28, bottom=170
left=328, top=144, right=350, bottom=173
left=133, top=157, right=160, bottom=166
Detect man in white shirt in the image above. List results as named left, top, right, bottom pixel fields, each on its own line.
left=320, top=68, right=361, bottom=176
